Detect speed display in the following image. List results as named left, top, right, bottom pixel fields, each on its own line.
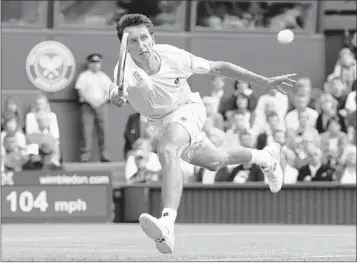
left=1, top=171, right=112, bottom=223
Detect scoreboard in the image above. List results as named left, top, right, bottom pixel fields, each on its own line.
left=1, top=171, right=112, bottom=223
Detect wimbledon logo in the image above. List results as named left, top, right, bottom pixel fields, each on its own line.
left=26, top=40, right=76, bottom=92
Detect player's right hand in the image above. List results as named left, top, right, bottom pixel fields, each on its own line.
left=109, top=83, right=127, bottom=107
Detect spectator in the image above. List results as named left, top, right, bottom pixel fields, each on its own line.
left=255, top=89, right=289, bottom=129
left=285, top=93, right=318, bottom=131
left=325, top=77, right=349, bottom=111
left=1, top=143, right=5, bottom=172
left=3, top=135, right=27, bottom=172
left=203, top=96, right=224, bottom=130
left=219, top=81, right=257, bottom=119
left=346, top=92, right=356, bottom=145
left=297, top=146, right=336, bottom=182
left=328, top=48, right=356, bottom=91
left=26, top=93, right=60, bottom=141
left=1, top=118, right=26, bottom=152
left=26, top=112, right=62, bottom=167
left=39, top=142, right=62, bottom=170
left=350, top=32, right=357, bottom=58
left=208, top=75, right=226, bottom=113
left=228, top=131, right=264, bottom=183
left=1, top=96, right=23, bottom=132
left=22, top=144, right=43, bottom=170
left=315, top=93, right=347, bottom=134
left=280, top=145, right=299, bottom=184
left=344, top=82, right=356, bottom=114
left=227, top=93, right=255, bottom=128
left=123, top=113, right=154, bottom=159
left=125, top=138, right=161, bottom=182
left=225, top=112, right=250, bottom=146
left=292, top=132, right=318, bottom=170
left=235, top=81, right=258, bottom=110
left=255, top=111, right=283, bottom=150
left=320, top=117, right=348, bottom=167
left=288, top=77, right=316, bottom=111
left=273, top=128, right=296, bottom=167
left=128, top=150, right=161, bottom=183
left=287, top=110, right=320, bottom=150
left=339, top=145, right=356, bottom=184
left=347, top=111, right=356, bottom=145
left=75, top=53, right=112, bottom=162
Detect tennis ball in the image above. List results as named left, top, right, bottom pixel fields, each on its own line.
left=277, top=29, right=294, bottom=44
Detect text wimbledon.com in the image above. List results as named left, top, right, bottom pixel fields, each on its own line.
left=39, top=175, right=110, bottom=185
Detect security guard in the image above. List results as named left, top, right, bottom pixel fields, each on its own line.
left=75, top=54, right=112, bottom=162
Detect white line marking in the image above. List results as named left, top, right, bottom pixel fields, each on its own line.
left=198, top=255, right=357, bottom=261
left=3, top=231, right=356, bottom=242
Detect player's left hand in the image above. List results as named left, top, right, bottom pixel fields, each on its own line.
left=264, top=73, right=297, bottom=95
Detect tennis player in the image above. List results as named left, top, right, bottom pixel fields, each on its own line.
left=110, top=14, right=297, bottom=254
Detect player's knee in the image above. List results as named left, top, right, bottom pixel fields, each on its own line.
left=206, top=153, right=227, bottom=171
left=206, top=159, right=224, bottom=171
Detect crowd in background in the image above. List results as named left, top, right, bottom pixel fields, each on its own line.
left=1, top=93, right=62, bottom=172
left=123, top=33, right=357, bottom=185
left=2, top=0, right=315, bottom=33
left=196, top=1, right=313, bottom=31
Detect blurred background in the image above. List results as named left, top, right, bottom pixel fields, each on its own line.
left=1, top=0, right=356, bottom=225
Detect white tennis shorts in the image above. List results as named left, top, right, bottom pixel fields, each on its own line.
left=149, top=93, right=207, bottom=159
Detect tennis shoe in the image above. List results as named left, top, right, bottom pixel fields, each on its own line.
left=139, top=213, right=175, bottom=254
left=260, top=142, right=283, bottom=193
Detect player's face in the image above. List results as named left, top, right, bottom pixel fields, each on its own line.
left=125, top=26, right=155, bottom=63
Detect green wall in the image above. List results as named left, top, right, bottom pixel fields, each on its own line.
left=1, top=29, right=325, bottom=161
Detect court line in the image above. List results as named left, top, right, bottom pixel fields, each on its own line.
left=197, top=254, right=357, bottom=261
left=3, top=231, right=356, bottom=242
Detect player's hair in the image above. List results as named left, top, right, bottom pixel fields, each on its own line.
left=116, top=14, right=154, bottom=41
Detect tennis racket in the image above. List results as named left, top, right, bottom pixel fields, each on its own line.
left=116, top=32, right=129, bottom=92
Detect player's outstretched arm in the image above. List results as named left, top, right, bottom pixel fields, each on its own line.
left=209, top=61, right=297, bottom=94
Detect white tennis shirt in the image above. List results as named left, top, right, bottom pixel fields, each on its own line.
left=111, top=44, right=211, bottom=119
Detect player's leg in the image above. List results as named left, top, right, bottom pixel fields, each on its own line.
left=139, top=122, right=190, bottom=254
left=185, top=137, right=283, bottom=193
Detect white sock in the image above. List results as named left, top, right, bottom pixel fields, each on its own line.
left=250, top=149, right=273, bottom=167
left=161, top=208, right=177, bottom=225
